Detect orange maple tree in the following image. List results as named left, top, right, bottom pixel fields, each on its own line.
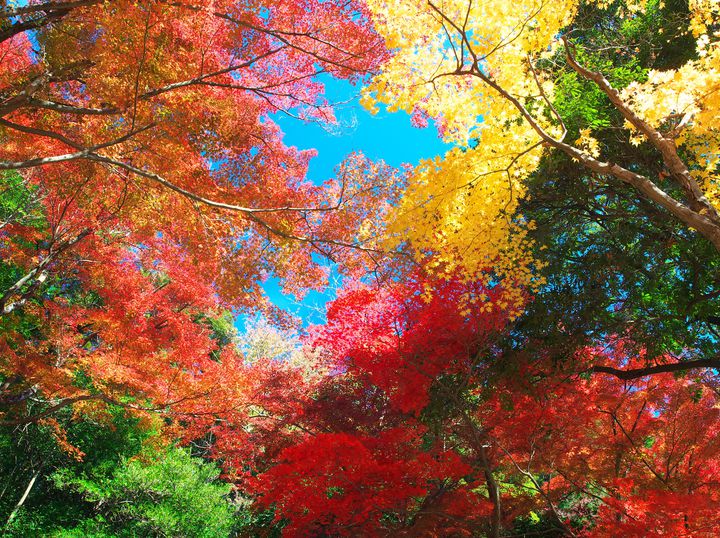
left=0, top=0, right=399, bottom=427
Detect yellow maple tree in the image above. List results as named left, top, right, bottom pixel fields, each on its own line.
left=364, top=0, right=720, bottom=314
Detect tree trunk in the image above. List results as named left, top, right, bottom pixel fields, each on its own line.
left=4, top=468, right=40, bottom=530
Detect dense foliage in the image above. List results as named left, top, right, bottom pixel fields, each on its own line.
left=1, top=0, right=719, bottom=536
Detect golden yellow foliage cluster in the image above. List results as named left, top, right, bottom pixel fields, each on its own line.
left=363, top=0, right=720, bottom=314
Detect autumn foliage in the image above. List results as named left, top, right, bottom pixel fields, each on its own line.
left=2, top=0, right=720, bottom=536
left=0, top=0, right=397, bottom=424
left=245, top=279, right=720, bottom=536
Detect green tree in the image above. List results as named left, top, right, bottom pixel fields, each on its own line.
left=51, top=446, right=236, bottom=538
left=511, top=0, right=720, bottom=377
left=0, top=405, right=244, bottom=537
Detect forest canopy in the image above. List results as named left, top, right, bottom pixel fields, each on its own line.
left=1, top=0, right=719, bottom=536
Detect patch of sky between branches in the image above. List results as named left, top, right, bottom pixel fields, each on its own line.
left=277, top=75, right=451, bottom=183
left=257, top=75, right=451, bottom=328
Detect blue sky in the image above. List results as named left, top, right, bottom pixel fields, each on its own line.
left=275, top=77, right=450, bottom=183
left=260, top=77, right=451, bottom=325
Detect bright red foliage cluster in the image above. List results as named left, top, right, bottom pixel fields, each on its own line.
left=311, top=276, right=512, bottom=413
left=253, top=427, right=480, bottom=536
left=238, top=275, right=720, bottom=537
left=239, top=274, right=514, bottom=535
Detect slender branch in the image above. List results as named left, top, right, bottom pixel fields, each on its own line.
left=0, top=118, right=84, bottom=150
left=597, top=408, right=668, bottom=485
left=493, top=440, right=576, bottom=536
left=462, top=60, right=720, bottom=251
left=139, top=47, right=286, bottom=99
left=0, top=228, right=93, bottom=315
left=0, top=74, right=49, bottom=118
left=0, top=123, right=155, bottom=170
left=4, top=468, right=41, bottom=530
left=527, top=54, right=566, bottom=138
left=162, top=0, right=378, bottom=75
left=0, top=9, right=67, bottom=44
left=423, top=3, right=720, bottom=252
left=26, top=97, right=119, bottom=115
left=87, top=154, right=347, bottom=215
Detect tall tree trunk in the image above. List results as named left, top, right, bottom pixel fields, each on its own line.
left=479, top=445, right=502, bottom=538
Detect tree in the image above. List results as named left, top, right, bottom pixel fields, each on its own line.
left=510, top=0, right=720, bottom=377
left=3, top=1, right=720, bottom=535
left=53, top=446, right=237, bottom=538
left=363, top=0, right=720, bottom=323
left=245, top=272, right=720, bottom=536
left=242, top=273, right=516, bottom=536
left=0, top=0, right=394, bottom=309
left=480, top=341, right=720, bottom=536
left=0, top=402, right=244, bottom=537
left=0, top=0, right=403, bottom=430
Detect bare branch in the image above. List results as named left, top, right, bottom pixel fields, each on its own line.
left=589, top=358, right=720, bottom=380
left=0, top=0, right=102, bottom=18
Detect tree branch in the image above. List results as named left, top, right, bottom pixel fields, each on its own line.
left=589, top=358, right=720, bottom=380
left=562, top=36, right=720, bottom=222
